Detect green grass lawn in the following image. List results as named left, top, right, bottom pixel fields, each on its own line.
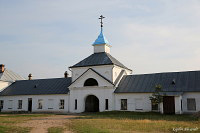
left=0, top=114, right=50, bottom=133
left=48, top=127, right=64, bottom=133
left=0, top=112, right=199, bottom=133
left=71, top=111, right=200, bottom=133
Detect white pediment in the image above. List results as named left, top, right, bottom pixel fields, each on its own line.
left=69, top=68, right=114, bottom=88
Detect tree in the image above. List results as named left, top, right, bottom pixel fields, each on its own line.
left=149, top=84, right=163, bottom=111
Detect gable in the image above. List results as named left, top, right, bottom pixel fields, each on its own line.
left=69, top=68, right=114, bottom=88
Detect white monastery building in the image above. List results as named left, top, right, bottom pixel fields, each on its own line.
left=0, top=16, right=200, bottom=114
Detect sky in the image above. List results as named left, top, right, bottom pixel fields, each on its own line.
left=1, top=0, right=200, bottom=79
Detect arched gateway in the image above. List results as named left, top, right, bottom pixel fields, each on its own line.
left=85, top=95, right=99, bottom=112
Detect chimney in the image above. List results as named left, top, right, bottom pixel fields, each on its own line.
left=28, top=73, right=32, bottom=80
left=0, top=64, right=5, bottom=73
left=64, top=71, right=69, bottom=78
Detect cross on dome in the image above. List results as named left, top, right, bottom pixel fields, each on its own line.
left=93, top=15, right=109, bottom=45
left=99, top=15, right=105, bottom=27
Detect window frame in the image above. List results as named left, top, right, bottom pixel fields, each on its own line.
left=8, top=100, right=13, bottom=109
left=151, top=101, right=158, bottom=111
left=48, top=99, right=54, bottom=109
left=187, top=98, right=196, bottom=111
left=18, top=100, right=23, bottom=109
left=105, top=99, right=109, bottom=110
left=75, top=99, right=77, bottom=110
left=38, top=99, right=43, bottom=109
left=121, top=99, right=127, bottom=110
left=0, top=100, right=4, bottom=109
left=59, top=99, right=65, bottom=109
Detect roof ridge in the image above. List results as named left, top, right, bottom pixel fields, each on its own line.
left=129, top=70, right=200, bottom=76
left=15, top=77, right=72, bottom=82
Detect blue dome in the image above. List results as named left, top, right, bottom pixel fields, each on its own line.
left=93, top=28, right=109, bottom=45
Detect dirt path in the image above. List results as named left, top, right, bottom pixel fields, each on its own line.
left=17, top=114, right=78, bottom=133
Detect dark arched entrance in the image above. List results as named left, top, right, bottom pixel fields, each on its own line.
left=85, top=95, right=99, bottom=112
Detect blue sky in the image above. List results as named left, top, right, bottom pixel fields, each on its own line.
left=1, top=0, right=200, bottom=79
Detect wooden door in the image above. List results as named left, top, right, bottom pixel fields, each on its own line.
left=85, top=95, right=99, bottom=112
left=163, top=96, right=175, bottom=114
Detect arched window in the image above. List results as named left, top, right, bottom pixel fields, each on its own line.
left=84, top=78, right=98, bottom=86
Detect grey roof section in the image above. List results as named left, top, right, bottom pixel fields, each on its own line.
left=0, top=69, right=25, bottom=82
left=70, top=52, right=131, bottom=70
left=0, top=78, right=72, bottom=96
left=115, top=70, right=200, bottom=93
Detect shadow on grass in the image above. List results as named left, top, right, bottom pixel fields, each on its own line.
left=74, top=111, right=199, bottom=122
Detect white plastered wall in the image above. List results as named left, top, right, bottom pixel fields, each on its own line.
left=114, top=93, right=152, bottom=112
left=182, top=92, right=200, bottom=113
left=175, top=96, right=182, bottom=114
left=0, top=94, right=69, bottom=113
left=69, top=87, right=115, bottom=113
left=93, top=44, right=111, bottom=54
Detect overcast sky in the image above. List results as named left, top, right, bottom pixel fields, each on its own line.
left=1, top=0, right=200, bottom=79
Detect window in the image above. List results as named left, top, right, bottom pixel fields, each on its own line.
left=181, top=100, right=183, bottom=111
left=18, top=100, right=22, bottom=109
left=151, top=101, right=158, bottom=111
left=8, top=100, right=13, bottom=109
left=48, top=99, right=54, bottom=109
left=105, top=99, right=108, bottom=110
left=59, top=99, right=65, bottom=109
left=38, top=99, right=43, bottom=109
left=84, top=78, right=98, bottom=86
left=135, top=99, right=143, bottom=110
left=187, top=98, right=196, bottom=111
left=121, top=99, right=127, bottom=110
left=75, top=99, right=77, bottom=110
left=0, top=100, right=4, bottom=109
